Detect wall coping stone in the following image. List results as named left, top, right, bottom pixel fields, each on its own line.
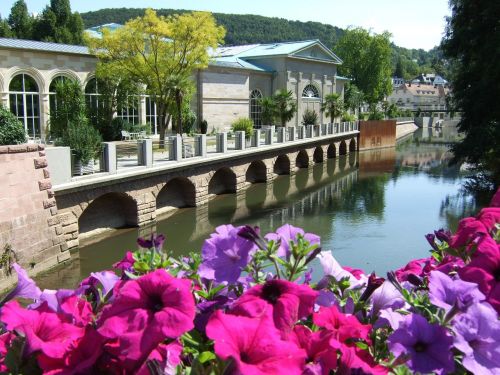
left=0, top=144, right=45, bottom=154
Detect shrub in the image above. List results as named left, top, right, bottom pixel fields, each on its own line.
left=199, top=119, right=208, bottom=134
left=368, top=109, right=385, bottom=120
left=0, top=105, right=26, bottom=145
left=341, top=112, right=357, bottom=122
left=59, top=118, right=102, bottom=164
left=231, top=118, right=254, bottom=138
left=301, top=109, right=318, bottom=126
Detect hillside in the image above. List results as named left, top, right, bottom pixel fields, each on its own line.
left=80, top=8, right=444, bottom=78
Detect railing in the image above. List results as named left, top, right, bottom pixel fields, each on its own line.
left=62, top=122, right=359, bottom=181
left=395, top=117, right=414, bottom=122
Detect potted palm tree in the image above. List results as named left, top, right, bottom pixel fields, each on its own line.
left=272, top=89, right=297, bottom=127
left=320, top=93, right=345, bottom=124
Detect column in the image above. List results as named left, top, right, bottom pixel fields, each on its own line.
left=40, top=93, right=50, bottom=141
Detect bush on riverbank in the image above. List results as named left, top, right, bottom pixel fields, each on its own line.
left=0, top=105, right=26, bottom=145
left=0, top=188, right=499, bottom=374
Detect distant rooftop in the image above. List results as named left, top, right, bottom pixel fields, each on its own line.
left=0, top=37, right=90, bottom=55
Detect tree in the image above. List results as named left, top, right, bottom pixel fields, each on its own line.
left=35, top=0, right=84, bottom=44
left=344, top=83, right=364, bottom=117
left=0, top=16, right=13, bottom=37
left=259, top=96, right=276, bottom=125
left=320, top=93, right=344, bottom=124
left=272, top=89, right=297, bottom=127
left=8, top=0, right=32, bottom=39
left=87, top=9, right=225, bottom=144
left=441, top=0, right=500, bottom=192
left=394, top=56, right=405, bottom=78
left=335, top=28, right=392, bottom=105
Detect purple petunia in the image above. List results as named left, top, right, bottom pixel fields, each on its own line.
left=453, top=303, right=500, bottom=374
left=137, top=233, right=165, bottom=251
left=388, top=313, right=455, bottom=374
left=198, top=225, right=257, bottom=284
left=0, top=263, right=41, bottom=305
left=265, top=224, right=320, bottom=258
left=428, top=270, right=485, bottom=312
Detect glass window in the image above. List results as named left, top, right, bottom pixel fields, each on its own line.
left=249, top=89, right=263, bottom=127
left=117, top=95, right=139, bottom=125
left=85, top=78, right=104, bottom=125
left=9, top=74, right=40, bottom=137
left=302, top=84, right=320, bottom=99
left=49, top=76, right=71, bottom=115
left=145, top=95, right=159, bottom=134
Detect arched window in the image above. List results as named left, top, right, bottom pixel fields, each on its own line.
left=49, top=75, right=70, bottom=115
left=145, top=95, right=159, bottom=135
left=250, top=89, right=263, bottom=127
left=117, top=95, right=139, bottom=125
left=85, top=78, right=102, bottom=125
left=302, top=84, right=320, bottom=99
left=9, top=74, right=40, bottom=137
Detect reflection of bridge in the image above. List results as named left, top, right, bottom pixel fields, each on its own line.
left=53, top=131, right=359, bottom=251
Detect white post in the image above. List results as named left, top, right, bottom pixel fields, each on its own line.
left=216, top=132, right=228, bottom=153
left=195, top=134, right=207, bottom=157
left=103, top=142, right=117, bottom=173
left=235, top=131, right=246, bottom=150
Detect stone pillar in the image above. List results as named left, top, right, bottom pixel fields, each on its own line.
left=103, top=142, right=117, bottom=174
left=288, top=127, right=296, bottom=141
left=252, top=129, right=261, bottom=147
left=265, top=128, right=274, bottom=145
left=306, top=125, right=314, bottom=138
left=297, top=125, right=305, bottom=139
left=138, top=139, right=153, bottom=167
left=0, top=92, right=8, bottom=110
left=216, top=132, right=227, bottom=153
left=172, top=135, right=183, bottom=161
left=321, top=124, right=327, bottom=136
left=277, top=127, right=286, bottom=143
left=195, top=134, right=207, bottom=157
left=139, top=95, right=147, bottom=125
left=235, top=131, right=246, bottom=150
left=314, top=125, right=320, bottom=137
left=328, top=123, right=333, bottom=134
left=40, top=93, right=50, bottom=141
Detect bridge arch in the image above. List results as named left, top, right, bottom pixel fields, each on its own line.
left=327, top=143, right=336, bottom=159
left=274, top=154, right=290, bottom=175
left=296, top=150, right=309, bottom=169
left=157, top=177, right=196, bottom=211
left=78, top=192, right=138, bottom=235
left=209, top=167, right=237, bottom=195
left=246, top=160, right=267, bottom=183
left=313, top=146, right=324, bottom=163
left=339, top=140, right=347, bottom=156
left=349, top=138, right=357, bottom=153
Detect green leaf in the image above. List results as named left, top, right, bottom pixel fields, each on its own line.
left=198, top=351, right=216, bottom=363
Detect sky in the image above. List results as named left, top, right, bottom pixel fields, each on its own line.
left=0, top=0, right=451, bottom=50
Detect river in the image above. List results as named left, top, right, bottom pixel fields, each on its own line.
left=35, top=127, right=476, bottom=289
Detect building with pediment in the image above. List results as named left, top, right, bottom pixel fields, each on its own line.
left=0, top=36, right=347, bottom=139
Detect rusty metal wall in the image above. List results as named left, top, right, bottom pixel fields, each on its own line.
left=358, top=120, right=396, bottom=150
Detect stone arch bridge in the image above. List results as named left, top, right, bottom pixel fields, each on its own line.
left=53, top=133, right=358, bottom=251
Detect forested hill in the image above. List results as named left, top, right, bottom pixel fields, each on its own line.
left=80, top=8, right=443, bottom=78
left=81, top=8, right=344, bottom=47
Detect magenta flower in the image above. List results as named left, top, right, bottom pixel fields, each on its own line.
left=458, top=242, right=500, bottom=313
left=265, top=224, right=320, bottom=258
left=477, top=207, right=500, bottom=231
left=313, top=305, right=371, bottom=343
left=292, top=325, right=339, bottom=373
left=231, top=279, right=318, bottom=335
left=449, top=217, right=488, bottom=249
left=29, top=288, right=75, bottom=312
left=206, top=310, right=306, bottom=374
left=428, top=271, right=485, bottom=312
left=394, top=257, right=435, bottom=282
left=137, top=233, right=166, bottom=251
left=453, top=303, right=500, bottom=374
left=98, top=269, right=195, bottom=340
left=388, top=313, right=454, bottom=374
left=0, top=332, right=14, bottom=373
left=136, top=340, right=183, bottom=375
left=0, top=300, right=85, bottom=358
left=113, top=251, right=135, bottom=271
left=0, top=263, right=41, bottom=305
left=198, top=224, right=257, bottom=284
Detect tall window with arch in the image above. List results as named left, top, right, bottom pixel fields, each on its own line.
left=9, top=73, right=40, bottom=137
left=302, top=84, right=320, bottom=99
left=84, top=78, right=103, bottom=125
left=250, top=89, right=263, bottom=128
left=49, top=75, right=71, bottom=116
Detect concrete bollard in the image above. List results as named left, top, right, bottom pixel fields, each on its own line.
left=288, top=127, right=296, bottom=141
left=172, top=135, right=183, bottom=161
left=314, top=125, right=321, bottom=137
left=306, top=125, right=314, bottom=138
left=265, top=128, right=274, bottom=145
left=298, top=125, right=305, bottom=139
left=138, top=139, right=153, bottom=167
left=327, top=123, right=333, bottom=134
left=195, top=134, right=207, bottom=157
left=321, top=124, right=327, bottom=136
left=334, top=123, right=339, bottom=133
left=103, top=142, right=117, bottom=173
left=252, top=129, right=261, bottom=147
left=277, top=127, right=286, bottom=143
left=235, top=131, right=246, bottom=150
left=216, top=132, right=228, bottom=153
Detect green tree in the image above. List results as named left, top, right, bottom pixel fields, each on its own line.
left=49, top=79, right=86, bottom=138
left=442, top=0, right=500, bottom=191
left=34, top=0, right=84, bottom=44
left=272, top=89, right=297, bottom=127
left=394, top=56, right=405, bottom=78
left=320, top=93, right=344, bottom=124
left=8, top=0, right=32, bottom=39
left=335, top=28, right=392, bottom=104
left=344, top=83, right=364, bottom=116
left=259, top=96, right=276, bottom=125
left=0, top=17, right=13, bottom=37
left=87, top=9, right=225, bottom=143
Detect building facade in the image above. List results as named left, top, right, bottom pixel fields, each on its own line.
left=0, top=37, right=347, bottom=139
left=387, top=83, right=450, bottom=119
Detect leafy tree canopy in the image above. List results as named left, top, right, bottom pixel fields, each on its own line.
left=442, top=0, right=500, bottom=190
left=335, top=27, right=393, bottom=104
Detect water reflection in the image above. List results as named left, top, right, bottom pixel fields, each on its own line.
left=35, top=132, right=478, bottom=290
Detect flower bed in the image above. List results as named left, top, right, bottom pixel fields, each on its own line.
left=0, top=188, right=499, bottom=374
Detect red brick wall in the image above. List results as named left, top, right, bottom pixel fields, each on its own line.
left=358, top=120, right=397, bottom=150
left=0, top=144, right=69, bottom=288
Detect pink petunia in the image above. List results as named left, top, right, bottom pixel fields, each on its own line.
left=231, top=279, right=318, bottom=336
left=37, top=327, right=103, bottom=375
left=206, top=310, right=306, bottom=374
left=449, top=217, right=489, bottom=249
left=0, top=332, right=14, bottom=372
left=136, top=340, right=183, bottom=375
left=59, top=295, right=94, bottom=327
left=113, top=251, right=135, bottom=271
left=0, top=301, right=85, bottom=358
left=477, top=207, right=500, bottom=232
left=458, top=242, right=500, bottom=313
left=313, top=305, right=371, bottom=343
left=394, top=257, right=434, bottom=282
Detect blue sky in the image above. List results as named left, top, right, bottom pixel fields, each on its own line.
left=0, top=0, right=451, bottom=50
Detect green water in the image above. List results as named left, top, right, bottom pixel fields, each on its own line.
left=35, top=128, right=475, bottom=289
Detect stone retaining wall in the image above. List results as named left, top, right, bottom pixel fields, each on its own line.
left=0, top=144, right=69, bottom=291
